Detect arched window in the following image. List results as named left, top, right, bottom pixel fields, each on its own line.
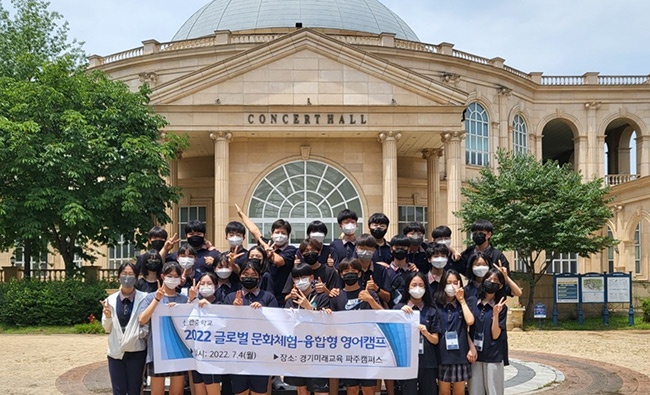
left=248, top=160, right=363, bottom=244
left=465, top=102, right=490, bottom=166
left=512, top=114, right=528, bottom=154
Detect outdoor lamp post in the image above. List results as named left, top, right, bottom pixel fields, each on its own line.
left=10, top=255, right=15, bottom=267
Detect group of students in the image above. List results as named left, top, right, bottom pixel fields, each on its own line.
left=101, top=210, right=521, bottom=395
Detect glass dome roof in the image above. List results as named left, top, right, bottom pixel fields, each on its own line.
left=172, top=0, right=419, bottom=42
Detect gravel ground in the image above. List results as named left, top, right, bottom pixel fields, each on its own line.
left=0, top=330, right=649, bottom=394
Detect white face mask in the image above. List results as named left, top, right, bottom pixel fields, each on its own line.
left=216, top=268, right=232, bottom=279
left=436, top=239, right=451, bottom=247
left=342, top=223, right=357, bottom=235
left=294, top=277, right=312, bottom=291
left=309, top=232, right=326, bottom=243
left=409, top=286, right=425, bottom=299
left=430, top=257, right=447, bottom=269
left=164, top=277, right=181, bottom=289
left=199, top=285, right=215, bottom=297
left=444, top=284, right=456, bottom=297
left=227, top=236, right=243, bottom=248
left=271, top=233, right=288, bottom=245
left=178, top=257, right=195, bottom=270
left=472, top=265, right=490, bottom=278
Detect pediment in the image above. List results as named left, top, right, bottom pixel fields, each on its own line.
left=151, top=29, right=467, bottom=107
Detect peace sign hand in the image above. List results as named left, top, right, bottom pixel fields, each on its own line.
left=233, top=290, right=244, bottom=306
left=495, top=259, right=509, bottom=279
left=164, top=233, right=180, bottom=252
left=188, top=279, right=198, bottom=302
left=155, top=280, right=165, bottom=302
left=229, top=245, right=245, bottom=264
left=101, top=299, right=111, bottom=318
left=493, top=297, right=507, bottom=315
left=296, top=288, right=311, bottom=310
left=455, top=286, right=465, bottom=303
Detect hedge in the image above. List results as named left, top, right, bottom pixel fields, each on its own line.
left=0, top=279, right=109, bottom=326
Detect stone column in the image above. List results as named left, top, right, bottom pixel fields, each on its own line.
left=498, top=87, right=512, bottom=152
left=596, top=135, right=606, bottom=179
left=584, top=101, right=601, bottom=179
left=378, top=131, right=401, bottom=238
left=441, top=131, right=466, bottom=249
left=637, top=135, right=650, bottom=177
left=574, top=135, right=588, bottom=176
left=210, top=132, right=232, bottom=251
left=165, top=156, right=180, bottom=237
left=422, top=148, right=443, bottom=234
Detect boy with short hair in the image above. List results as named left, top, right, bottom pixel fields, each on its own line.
left=354, top=233, right=391, bottom=305
left=457, top=219, right=510, bottom=275
left=265, top=219, right=298, bottom=306
left=134, top=226, right=178, bottom=274
left=367, top=212, right=392, bottom=264
left=403, top=221, right=429, bottom=273
left=330, top=209, right=359, bottom=267
left=225, top=221, right=248, bottom=268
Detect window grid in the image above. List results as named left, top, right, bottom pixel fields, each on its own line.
left=512, top=114, right=528, bottom=154
left=513, top=251, right=528, bottom=273
left=179, top=206, right=207, bottom=240
left=108, top=235, right=136, bottom=270
left=465, top=102, right=490, bottom=166
left=546, top=252, right=578, bottom=274
left=13, top=246, right=48, bottom=269
left=248, top=160, right=363, bottom=245
left=634, top=223, right=641, bottom=274
left=397, top=206, right=428, bottom=238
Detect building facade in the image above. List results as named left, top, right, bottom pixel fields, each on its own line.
left=4, top=0, right=649, bottom=280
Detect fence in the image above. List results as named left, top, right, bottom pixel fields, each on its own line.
left=0, top=266, right=119, bottom=283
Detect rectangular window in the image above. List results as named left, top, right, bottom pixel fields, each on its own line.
left=513, top=251, right=528, bottom=273
left=179, top=206, right=207, bottom=240
left=13, top=246, right=48, bottom=269
left=398, top=206, right=428, bottom=238
left=108, top=235, right=136, bottom=270
left=546, top=252, right=577, bottom=274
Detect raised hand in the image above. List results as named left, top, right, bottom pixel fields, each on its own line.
left=101, top=299, right=111, bottom=318
left=296, top=288, right=311, bottom=310
left=359, top=280, right=373, bottom=302
left=155, top=280, right=165, bottom=302
left=493, top=297, right=507, bottom=315
left=495, top=259, right=509, bottom=278
left=366, top=275, right=377, bottom=292
left=229, top=245, right=245, bottom=264
left=188, top=279, right=198, bottom=302
left=164, top=233, right=180, bottom=252
left=233, top=290, right=243, bottom=306
left=455, top=286, right=465, bottom=303
left=294, top=254, right=302, bottom=265
left=314, top=277, right=326, bottom=294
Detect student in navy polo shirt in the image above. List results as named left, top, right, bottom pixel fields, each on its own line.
left=430, top=225, right=461, bottom=262
left=425, top=244, right=449, bottom=293
left=192, top=272, right=223, bottom=395
left=284, top=265, right=332, bottom=394
left=138, top=261, right=190, bottom=395
left=354, top=233, right=391, bottom=305
left=134, top=226, right=179, bottom=274
left=306, top=220, right=334, bottom=267
left=433, top=270, right=476, bottom=395
left=368, top=213, right=393, bottom=264
left=262, top=219, right=297, bottom=307
left=385, top=235, right=414, bottom=307
left=403, top=222, right=430, bottom=273
left=456, top=219, right=510, bottom=276
left=394, top=272, right=440, bottom=395
left=135, top=250, right=162, bottom=293
left=246, top=246, right=273, bottom=294
left=284, top=238, right=340, bottom=302
left=184, top=219, right=221, bottom=281
left=464, top=252, right=522, bottom=301
left=468, top=268, right=508, bottom=395
left=224, top=261, right=278, bottom=395
left=330, top=209, right=359, bottom=267
left=224, top=221, right=248, bottom=268
left=330, top=258, right=382, bottom=395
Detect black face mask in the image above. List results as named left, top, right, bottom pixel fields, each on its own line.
left=149, top=240, right=165, bottom=252
left=483, top=281, right=500, bottom=294
left=145, top=259, right=161, bottom=272
left=342, top=273, right=360, bottom=286
left=248, top=258, right=262, bottom=269
left=240, top=277, right=259, bottom=290
left=472, top=232, right=487, bottom=246
left=187, top=235, right=204, bottom=248
left=370, top=227, right=387, bottom=239
left=392, top=248, right=408, bottom=260
left=303, top=252, right=319, bottom=265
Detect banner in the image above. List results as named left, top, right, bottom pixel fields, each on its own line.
left=152, top=304, right=419, bottom=379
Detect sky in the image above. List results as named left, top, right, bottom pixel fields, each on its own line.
left=8, top=0, right=649, bottom=76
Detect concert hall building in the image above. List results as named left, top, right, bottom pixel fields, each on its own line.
left=8, top=0, right=650, bottom=280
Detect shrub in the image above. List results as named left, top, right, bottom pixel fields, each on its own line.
left=642, top=298, right=650, bottom=323
left=0, top=279, right=108, bottom=326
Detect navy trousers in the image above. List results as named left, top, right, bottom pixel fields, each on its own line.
left=107, top=350, right=147, bottom=395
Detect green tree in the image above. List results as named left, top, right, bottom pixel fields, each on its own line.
left=456, top=150, right=616, bottom=319
left=0, top=0, right=188, bottom=276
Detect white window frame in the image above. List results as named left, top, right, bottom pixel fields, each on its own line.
left=465, top=102, right=490, bottom=166
left=512, top=114, right=528, bottom=154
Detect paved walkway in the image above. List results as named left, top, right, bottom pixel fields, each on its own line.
left=56, top=351, right=650, bottom=394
